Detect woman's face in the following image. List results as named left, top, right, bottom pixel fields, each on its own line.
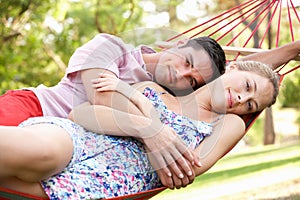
left=213, top=65, right=274, bottom=115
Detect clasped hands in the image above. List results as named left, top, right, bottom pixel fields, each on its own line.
left=91, top=73, right=202, bottom=189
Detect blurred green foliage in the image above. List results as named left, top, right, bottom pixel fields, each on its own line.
left=279, top=70, right=300, bottom=108
left=0, top=0, right=143, bottom=94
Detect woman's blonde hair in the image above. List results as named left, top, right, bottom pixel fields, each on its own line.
left=233, top=60, right=279, bottom=107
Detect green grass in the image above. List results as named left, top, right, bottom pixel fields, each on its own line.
left=152, top=142, right=300, bottom=199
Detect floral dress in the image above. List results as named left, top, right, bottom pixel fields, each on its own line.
left=19, top=87, right=213, bottom=200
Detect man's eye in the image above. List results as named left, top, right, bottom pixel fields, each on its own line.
left=186, top=58, right=190, bottom=66
left=190, top=77, right=195, bottom=87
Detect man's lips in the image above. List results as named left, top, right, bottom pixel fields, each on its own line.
left=228, top=89, right=233, bottom=108
left=168, top=66, right=174, bottom=83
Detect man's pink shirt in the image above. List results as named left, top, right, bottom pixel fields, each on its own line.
left=29, top=34, right=155, bottom=118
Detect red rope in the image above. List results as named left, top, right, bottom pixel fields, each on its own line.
left=275, top=0, right=283, bottom=47
left=287, top=0, right=295, bottom=41
left=210, top=0, right=267, bottom=43
left=190, top=0, right=260, bottom=39
left=165, top=0, right=299, bottom=76
left=276, top=63, right=287, bottom=74
left=232, top=1, right=276, bottom=60
left=166, top=0, right=257, bottom=41
left=277, top=64, right=300, bottom=85
left=189, top=0, right=257, bottom=39
left=290, top=0, right=300, bottom=23
left=281, top=65, right=300, bottom=76
left=226, top=0, right=274, bottom=46
left=259, top=0, right=280, bottom=47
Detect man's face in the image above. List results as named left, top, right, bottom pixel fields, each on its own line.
left=154, top=46, right=213, bottom=92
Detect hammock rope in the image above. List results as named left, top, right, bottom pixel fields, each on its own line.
left=1, top=0, right=299, bottom=199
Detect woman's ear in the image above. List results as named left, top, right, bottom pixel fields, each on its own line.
left=225, top=62, right=239, bottom=73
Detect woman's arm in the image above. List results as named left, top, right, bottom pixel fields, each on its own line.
left=91, top=73, right=162, bottom=118
left=71, top=76, right=167, bottom=139
left=193, top=114, right=246, bottom=176
left=69, top=102, right=158, bottom=139
left=70, top=77, right=200, bottom=189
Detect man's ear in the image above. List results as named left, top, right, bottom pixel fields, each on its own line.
left=155, top=41, right=174, bottom=49
left=175, top=39, right=189, bottom=47
left=225, top=62, right=239, bottom=73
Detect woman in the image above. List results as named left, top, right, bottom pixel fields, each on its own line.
left=0, top=61, right=279, bottom=199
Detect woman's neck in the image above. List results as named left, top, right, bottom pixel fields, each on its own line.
left=179, top=86, right=213, bottom=120
left=156, top=86, right=212, bottom=123
left=160, top=83, right=221, bottom=123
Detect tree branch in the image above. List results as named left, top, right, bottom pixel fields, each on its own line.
left=95, top=0, right=104, bottom=33
left=120, top=0, right=135, bottom=33
left=43, top=44, right=67, bottom=72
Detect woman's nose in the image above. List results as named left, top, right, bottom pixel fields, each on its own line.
left=237, top=93, right=250, bottom=103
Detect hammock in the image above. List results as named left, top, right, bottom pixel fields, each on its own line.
left=1, top=0, right=299, bottom=199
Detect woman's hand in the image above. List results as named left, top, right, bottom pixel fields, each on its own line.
left=91, top=73, right=128, bottom=94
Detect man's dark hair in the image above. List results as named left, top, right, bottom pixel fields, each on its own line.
left=180, top=36, right=226, bottom=86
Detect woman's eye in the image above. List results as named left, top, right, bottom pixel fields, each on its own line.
left=247, top=101, right=252, bottom=111
left=246, top=81, right=250, bottom=91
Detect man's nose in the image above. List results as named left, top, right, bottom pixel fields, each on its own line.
left=177, top=67, right=192, bottom=78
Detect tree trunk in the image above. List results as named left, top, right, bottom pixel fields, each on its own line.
left=263, top=1, right=276, bottom=145
left=264, top=107, right=276, bottom=145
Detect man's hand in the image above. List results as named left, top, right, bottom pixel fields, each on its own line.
left=143, top=124, right=202, bottom=189
left=91, top=72, right=202, bottom=188
left=149, top=145, right=200, bottom=189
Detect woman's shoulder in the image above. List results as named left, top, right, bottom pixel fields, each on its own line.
left=217, top=114, right=246, bottom=133
left=224, top=113, right=244, bottom=121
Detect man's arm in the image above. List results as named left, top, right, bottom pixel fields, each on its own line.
left=240, top=40, right=300, bottom=70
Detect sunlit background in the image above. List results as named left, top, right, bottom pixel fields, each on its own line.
left=0, top=0, right=299, bottom=199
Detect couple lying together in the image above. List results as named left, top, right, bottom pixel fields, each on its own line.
left=1, top=61, right=279, bottom=199
left=1, top=34, right=298, bottom=199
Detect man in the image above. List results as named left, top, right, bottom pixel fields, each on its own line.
left=0, top=33, right=226, bottom=188
left=0, top=34, right=226, bottom=126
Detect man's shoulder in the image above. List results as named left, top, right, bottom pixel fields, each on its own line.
left=91, top=33, right=123, bottom=45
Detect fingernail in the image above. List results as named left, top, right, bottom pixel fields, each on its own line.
left=168, top=172, right=172, bottom=177
left=179, top=173, right=184, bottom=179
left=198, top=161, right=202, bottom=166
left=188, top=171, right=192, bottom=176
